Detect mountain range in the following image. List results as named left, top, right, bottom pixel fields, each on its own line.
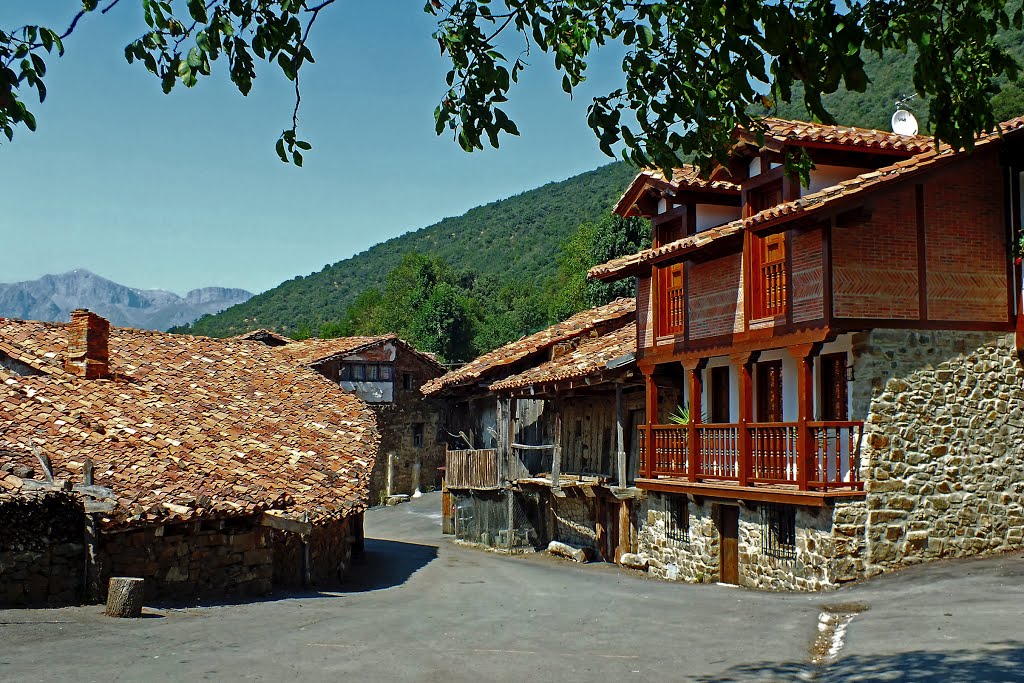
left=0, top=269, right=253, bottom=331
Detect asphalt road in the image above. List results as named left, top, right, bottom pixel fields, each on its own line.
left=1, top=492, right=1022, bottom=682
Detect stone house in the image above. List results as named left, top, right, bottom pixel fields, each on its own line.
left=0, top=310, right=379, bottom=606
left=587, top=116, right=1024, bottom=590
left=240, top=332, right=447, bottom=503
left=423, top=299, right=647, bottom=558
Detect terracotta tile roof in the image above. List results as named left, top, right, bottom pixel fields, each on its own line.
left=231, top=329, right=295, bottom=345
left=743, top=117, right=936, bottom=155
left=0, top=317, right=379, bottom=529
left=422, top=298, right=635, bottom=396
left=489, top=322, right=636, bottom=392
left=592, top=116, right=1024, bottom=281
left=271, top=334, right=446, bottom=373
left=614, top=164, right=741, bottom=216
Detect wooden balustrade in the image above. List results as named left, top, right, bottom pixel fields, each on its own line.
left=755, top=261, right=787, bottom=318
left=696, top=424, right=739, bottom=479
left=749, top=423, right=799, bottom=484
left=637, top=421, right=863, bottom=490
left=809, top=421, right=864, bottom=490
left=444, top=448, right=500, bottom=490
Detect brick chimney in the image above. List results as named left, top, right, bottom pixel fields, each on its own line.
left=64, top=309, right=111, bottom=379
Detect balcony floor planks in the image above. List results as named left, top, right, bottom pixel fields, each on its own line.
left=635, top=477, right=866, bottom=507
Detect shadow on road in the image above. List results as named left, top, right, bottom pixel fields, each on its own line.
left=345, top=538, right=438, bottom=593
left=698, top=642, right=1024, bottom=682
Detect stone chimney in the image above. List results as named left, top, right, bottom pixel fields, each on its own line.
left=64, top=309, right=111, bottom=379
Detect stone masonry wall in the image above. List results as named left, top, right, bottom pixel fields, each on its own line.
left=639, top=494, right=837, bottom=590
left=0, top=492, right=84, bottom=606
left=551, top=497, right=597, bottom=550
left=100, top=515, right=356, bottom=601
left=830, top=329, right=1024, bottom=581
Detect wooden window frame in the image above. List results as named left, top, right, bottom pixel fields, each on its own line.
left=819, top=353, right=849, bottom=421
left=750, top=230, right=788, bottom=321
left=756, top=360, right=784, bottom=422
left=710, top=366, right=730, bottom=424
left=658, top=262, right=686, bottom=337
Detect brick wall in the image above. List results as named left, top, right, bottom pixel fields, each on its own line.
left=924, top=150, right=1008, bottom=322
left=832, top=184, right=921, bottom=319
left=791, top=226, right=825, bottom=323
left=688, top=254, right=743, bottom=339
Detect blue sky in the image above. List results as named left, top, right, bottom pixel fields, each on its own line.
left=3, top=2, right=623, bottom=294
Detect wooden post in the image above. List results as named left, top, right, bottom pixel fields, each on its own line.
left=496, top=397, right=508, bottom=484
left=790, top=344, right=821, bottom=491
left=732, top=352, right=758, bottom=488
left=643, top=367, right=657, bottom=479
left=684, top=359, right=706, bottom=482
left=595, top=494, right=608, bottom=561
left=551, top=398, right=563, bottom=491
left=508, top=397, right=518, bottom=482
left=615, top=500, right=632, bottom=562
left=615, top=383, right=627, bottom=489
left=386, top=452, right=396, bottom=499
left=105, top=577, right=144, bottom=618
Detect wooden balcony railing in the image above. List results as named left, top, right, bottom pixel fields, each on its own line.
left=755, top=260, right=787, bottom=319
left=445, top=448, right=500, bottom=490
left=638, top=421, right=862, bottom=491
left=664, top=283, right=685, bottom=335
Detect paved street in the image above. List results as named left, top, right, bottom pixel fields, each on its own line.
left=2, top=492, right=1022, bottom=682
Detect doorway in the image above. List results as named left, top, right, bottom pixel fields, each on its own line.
left=718, top=505, right=739, bottom=584
left=756, top=360, right=784, bottom=422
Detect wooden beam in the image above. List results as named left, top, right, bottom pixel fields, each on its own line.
left=683, top=359, right=706, bottom=482
left=261, top=511, right=313, bottom=535
left=789, top=344, right=821, bottom=491
left=731, top=352, right=758, bottom=488
left=615, top=383, right=627, bottom=489
left=551, top=397, right=563, bottom=492
left=642, top=368, right=658, bottom=479
left=634, top=478, right=864, bottom=507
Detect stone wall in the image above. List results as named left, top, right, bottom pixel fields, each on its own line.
left=551, top=497, right=597, bottom=549
left=832, top=328, right=1024, bottom=581
left=0, top=492, right=84, bottom=606
left=99, top=514, right=357, bottom=601
left=638, top=494, right=836, bottom=590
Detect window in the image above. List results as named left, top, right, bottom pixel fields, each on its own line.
left=366, top=364, right=380, bottom=381
left=412, top=423, right=424, bottom=448
left=659, top=262, right=685, bottom=335
left=748, top=180, right=783, bottom=215
left=756, top=360, right=783, bottom=422
left=752, top=232, right=787, bottom=319
left=760, top=504, right=796, bottom=559
left=403, top=372, right=413, bottom=390
left=342, top=363, right=394, bottom=383
left=819, top=353, right=849, bottom=421
left=379, top=365, right=393, bottom=381
left=340, top=364, right=351, bottom=381
left=664, top=495, right=689, bottom=544
left=710, top=366, right=730, bottom=423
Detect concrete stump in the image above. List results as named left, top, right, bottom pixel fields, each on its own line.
left=105, top=577, right=144, bottom=618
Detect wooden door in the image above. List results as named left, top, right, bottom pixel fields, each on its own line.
left=820, top=353, right=849, bottom=421
left=710, top=366, right=730, bottom=423
left=756, top=360, right=784, bottom=422
left=718, top=505, right=739, bottom=584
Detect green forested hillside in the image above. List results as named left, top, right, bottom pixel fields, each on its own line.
left=176, top=162, right=636, bottom=338
left=775, top=22, right=1024, bottom=131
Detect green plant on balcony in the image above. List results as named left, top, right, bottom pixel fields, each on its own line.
left=668, top=405, right=691, bottom=425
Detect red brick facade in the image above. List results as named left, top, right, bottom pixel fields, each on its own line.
left=637, top=275, right=654, bottom=348
left=832, top=184, right=921, bottom=320
left=791, top=226, right=825, bottom=324
left=688, top=254, right=743, bottom=340
left=924, top=150, right=1007, bottom=322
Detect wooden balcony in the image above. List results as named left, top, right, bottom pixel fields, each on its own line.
left=637, top=421, right=864, bottom=505
left=445, top=448, right=501, bottom=490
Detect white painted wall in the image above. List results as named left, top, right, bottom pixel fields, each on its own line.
left=752, top=349, right=800, bottom=422
left=748, top=157, right=761, bottom=177
left=695, top=204, right=742, bottom=232
left=339, top=380, right=393, bottom=403
left=805, top=165, right=870, bottom=195
left=658, top=198, right=668, bottom=214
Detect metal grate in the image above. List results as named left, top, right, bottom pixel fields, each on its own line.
left=760, top=503, right=796, bottom=559
left=664, top=495, right=689, bottom=544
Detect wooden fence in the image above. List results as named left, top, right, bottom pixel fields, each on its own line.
left=445, top=448, right=501, bottom=490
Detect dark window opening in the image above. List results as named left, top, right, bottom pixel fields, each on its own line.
left=664, top=495, right=689, bottom=544
left=413, top=423, right=424, bottom=448
left=710, top=366, right=730, bottom=423
left=819, top=353, right=849, bottom=421
left=403, top=372, right=413, bottom=390
left=756, top=360, right=783, bottom=422
left=761, top=504, right=796, bottom=559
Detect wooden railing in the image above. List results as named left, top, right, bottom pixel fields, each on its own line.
left=445, top=448, right=500, bottom=489
left=750, top=422, right=798, bottom=484
left=638, top=421, right=863, bottom=491
left=809, top=421, right=863, bottom=489
left=665, top=283, right=686, bottom=334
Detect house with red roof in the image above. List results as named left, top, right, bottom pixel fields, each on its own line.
left=239, top=331, right=447, bottom=502
left=589, top=117, right=1024, bottom=589
left=0, top=310, right=379, bottom=605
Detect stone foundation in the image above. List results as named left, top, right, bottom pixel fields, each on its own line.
left=551, top=497, right=597, bottom=550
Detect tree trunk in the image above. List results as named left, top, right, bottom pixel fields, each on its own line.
left=105, top=577, right=144, bottom=618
